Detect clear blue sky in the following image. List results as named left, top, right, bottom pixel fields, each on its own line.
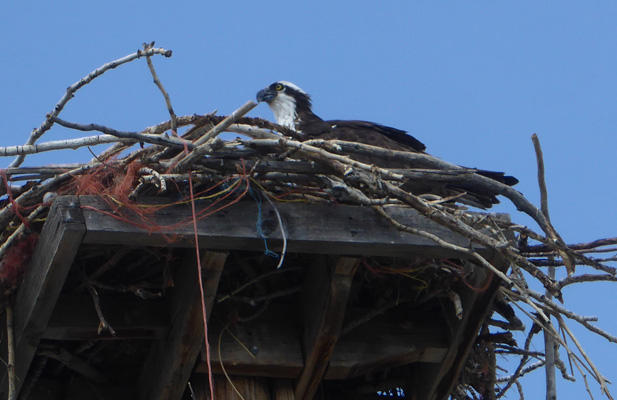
left=1, top=2, right=616, bottom=399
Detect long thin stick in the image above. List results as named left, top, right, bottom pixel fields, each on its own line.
left=557, top=315, right=613, bottom=399
left=374, top=205, right=552, bottom=323
left=532, top=133, right=557, bottom=400
left=6, top=298, right=16, bottom=400
left=51, top=118, right=191, bottom=149
left=10, top=46, right=172, bottom=168
left=173, top=101, right=258, bottom=171
left=144, top=41, right=178, bottom=134
left=246, top=137, right=564, bottom=270
left=217, top=267, right=302, bottom=303
left=0, top=135, right=134, bottom=157
left=531, top=133, right=574, bottom=275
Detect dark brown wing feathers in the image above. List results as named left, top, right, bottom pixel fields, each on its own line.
left=298, top=118, right=517, bottom=208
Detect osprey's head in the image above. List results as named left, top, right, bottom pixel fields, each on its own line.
left=256, top=81, right=315, bottom=130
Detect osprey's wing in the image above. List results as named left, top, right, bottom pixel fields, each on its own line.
left=319, top=120, right=427, bottom=152
left=300, top=119, right=518, bottom=208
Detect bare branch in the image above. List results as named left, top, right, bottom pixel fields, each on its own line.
left=532, top=133, right=558, bottom=400
left=51, top=117, right=192, bottom=149
left=0, top=135, right=134, bottom=157
left=10, top=45, right=172, bottom=168
left=173, top=101, right=258, bottom=170
left=85, top=282, right=116, bottom=336
left=144, top=41, right=178, bottom=134
left=6, top=298, right=16, bottom=400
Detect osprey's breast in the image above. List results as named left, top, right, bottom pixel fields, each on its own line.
left=269, top=93, right=298, bottom=130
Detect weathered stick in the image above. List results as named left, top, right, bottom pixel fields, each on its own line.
left=248, top=136, right=562, bottom=245
left=0, top=164, right=93, bottom=232
left=557, top=315, right=613, bottom=399
left=0, top=135, right=133, bottom=157
left=144, top=41, right=178, bottom=134
left=6, top=298, right=16, bottom=400
left=532, top=133, right=558, bottom=400
left=244, top=136, right=562, bottom=296
left=173, top=101, right=258, bottom=170
left=10, top=45, right=172, bottom=168
left=86, top=282, right=116, bottom=336
left=51, top=117, right=192, bottom=149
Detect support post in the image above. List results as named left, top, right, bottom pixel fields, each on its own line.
left=137, top=250, right=228, bottom=400
left=0, top=196, right=85, bottom=398
left=295, top=256, right=360, bottom=400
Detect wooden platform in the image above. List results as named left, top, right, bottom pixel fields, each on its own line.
left=0, top=195, right=510, bottom=400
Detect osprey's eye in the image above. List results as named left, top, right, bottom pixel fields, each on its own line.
left=275, top=83, right=284, bottom=91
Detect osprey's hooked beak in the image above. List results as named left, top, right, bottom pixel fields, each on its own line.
left=256, top=87, right=275, bottom=103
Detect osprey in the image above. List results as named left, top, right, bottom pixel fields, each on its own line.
left=256, top=81, right=517, bottom=208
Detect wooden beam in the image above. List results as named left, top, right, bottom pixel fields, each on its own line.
left=326, top=315, right=449, bottom=380
left=0, top=196, right=85, bottom=398
left=190, top=374, right=272, bottom=400
left=433, top=255, right=511, bottom=400
left=77, top=196, right=502, bottom=258
left=273, top=379, right=295, bottom=400
left=137, top=250, right=228, bottom=400
left=295, top=256, right=360, bottom=400
left=43, top=294, right=169, bottom=340
left=408, top=254, right=510, bottom=400
left=204, top=311, right=304, bottom=379
left=199, top=310, right=447, bottom=380
left=38, top=346, right=111, bottom=385
left=65, top=377, right=134, bottom=400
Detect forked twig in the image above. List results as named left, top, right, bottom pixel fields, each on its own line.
left=144, top=41, right=178, bottom=135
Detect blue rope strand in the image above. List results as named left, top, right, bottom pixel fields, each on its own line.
left=249, top=185, right=279, bottom=258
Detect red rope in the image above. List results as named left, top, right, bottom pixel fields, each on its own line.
left=1, top=170, right=30, bottom=228
left=188, top=168, right=215, bottom=400
left=441, top=259, right=494, bottom=293
left=70, top=150, right=255, bottom=398
left=180, top=138, right=215, bottom=400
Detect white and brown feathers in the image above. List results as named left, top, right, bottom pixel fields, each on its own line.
left=256, top=81, right=517, bottom=208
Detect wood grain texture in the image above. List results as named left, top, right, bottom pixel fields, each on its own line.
left=295, top=257, right=360, bottom=400
left=189, top=374, right=273, bottom=400
left=326, top=316, right=449, bottom=380
left=204, top=313, right=304, bottom=379
left=137, top=250, right=228, bottom=400
left=0, top=196, right=85, bottom=398
left=200, top=310, right=448, bottom=381
left=273, top=379, right=296, bottom=400
left=78, top=196, right=503, bottom=258
left=408, top=255, right=510, bottom=400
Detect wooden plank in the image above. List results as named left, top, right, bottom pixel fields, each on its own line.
left=38, top=346, right=111, bottom=384
left=203, top=312, right=304, bottom=379
left=273, top=379, right=295, bottom=400
left=295, top=256, right=360, bottom=400
left=190, top=374, right=272, bottom=400
left=0, top=196, right=85, bottom=398
left=137, top=250, right=228, bottom=400
left=326, top=316, right=449, bottom=380
left=65, top=377, right=134, bottom=400
left=43, top=294, right=168, bottom=340
left=77, top=196, right=502, bottom=258
left=198, top=310, right=447, bottom=381
left=24, top=377, right=131, bottom=400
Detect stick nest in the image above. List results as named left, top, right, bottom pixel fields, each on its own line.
left=1, top=43, right=616, bottom=399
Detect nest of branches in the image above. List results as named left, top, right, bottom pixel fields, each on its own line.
left=1, top=43, right=616, bottom=399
